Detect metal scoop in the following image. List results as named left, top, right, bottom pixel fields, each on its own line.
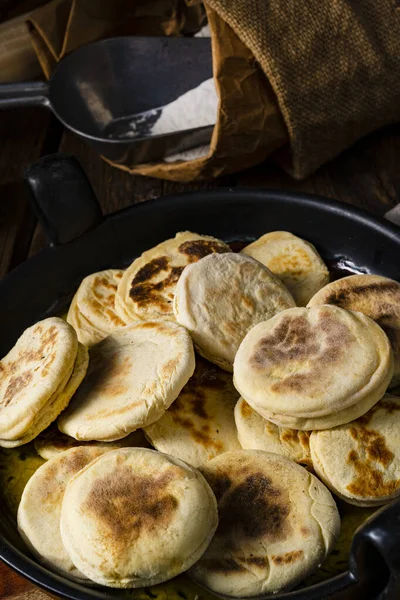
left=0, top=37, right=214, bottom=165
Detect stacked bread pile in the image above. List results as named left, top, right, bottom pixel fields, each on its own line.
left=2, top=228, right=400, bottom=597
left=0, top=318, right=88, bottom=448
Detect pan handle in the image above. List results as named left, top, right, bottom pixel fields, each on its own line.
left=24, top=154, right=103, bottom=246
left=0, top=81, right=50, bottom=109
left=349, top=498, right=400, bottom=599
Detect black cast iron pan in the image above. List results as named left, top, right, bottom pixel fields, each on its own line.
left=0, top=155, right=400, bottom=600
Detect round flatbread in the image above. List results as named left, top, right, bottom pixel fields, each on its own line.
left=0, top=318, right=78, bottom=442
left=234, top=398, right=311, bottom=466
left=144, top=356, right=241, bottom=467
left=58, top=320, right=195, bottom=441
left=60, top=448, right=218, bottom=588
left=310, top=395, right=400, bottom=506
left=234, top=306, right=393, bottom=427
left=34, top=425, right=150, bottom=460
left=256, top=388, right=388, bottom=431
left=189, top=450, right=340, bottom=597
left=174, top=253, right=295, bottom=371
left=115, top=232, right=230, bottom=323
left=18, top=446, right=113, bottom=580
left=1, top=343, right=88, bottom=448
left=67, top=269, right=126, bottom=347
left=307, top=274, right=400, bottom=386
left=242, top=231, right=329, bottom=306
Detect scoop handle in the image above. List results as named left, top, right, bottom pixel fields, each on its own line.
left=0, top=81, right=50, bottom=109
left=24, top=154, right=103, bottom=245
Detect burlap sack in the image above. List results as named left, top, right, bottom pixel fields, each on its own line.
left=1, top=0, right=399, bottom=181
left=206, top=0, right=400, bottom=178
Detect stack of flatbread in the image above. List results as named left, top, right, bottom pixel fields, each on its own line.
left=0, top=318, right=88, bottom=448
left=3, top=227, right=400, bottom=597
left=234, top=304, right=393, bottom=430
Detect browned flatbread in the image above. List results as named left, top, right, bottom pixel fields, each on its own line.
left=67, top=270, right=126, bottom=346
left=60, top=448, right=218, bottom=587
left=144, top=356, right=241, bottom=466
left=115, top=232, right=231, bottom=322
left=0, top=318, right=79, bottom=445
left=58, top=320, right=195, bottom=441
left=234, top=398, right=311, bottom=466
left=310, top=394, right=400, bottom=506
left=189, top=450, right=340, bottom=596
left=234, top=305, right=393, bottom=429
left=308, top=274, right=400, bottom=385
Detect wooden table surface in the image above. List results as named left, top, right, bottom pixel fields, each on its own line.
left=1, top=104, right=400, bottom=599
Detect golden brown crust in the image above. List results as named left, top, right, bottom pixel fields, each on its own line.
left=311, top=277, right=400, bottom=327
left=144, top=356, right=240, bottom=466
left=117, top=233, right=230, bottom=322
left=309, top=395, right=400, bottom=505
left=234, top=305, right=393, bottom=424
left=203, top=467, right=291, bottom=551
left=308, top=275, right=400, bottom=384
left=250, top=310, right=354, bottom=395
left=60, top=448, right=218, bottom=588
left=128, top=239, right=229, bottom=312
left=0, top=324, right=60, bottom=408
left=168, top=359, right=233, bottom=453
left=83, top=464, right=183, bottom=552
left=189, top=450, right=340, bottom=596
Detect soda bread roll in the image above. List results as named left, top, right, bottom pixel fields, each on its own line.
left=18, top=446, right=114, bottom=580
left=242, top=231, right=329, bottom=306
left=58, top=320, right=195, bottom=441
left=310, top=395, right=400, bottom=506
left=174, top=253, right=295, bottom=371
left=60, top=448, right=218, bottom=588
left=0, top=318, right=88, bottom=447
left=234, top=306, right=393, bottom=429
left=144, top=356, right=241, bottom=467
left=189, top=449, right=340, bottom=597
left=308, top=274, right=400, bottom=386
left=1, top=343, right=88, bottom=448
left=67, top=269, right=126, bottom=346
left=115, top=232, right=230, bottom=323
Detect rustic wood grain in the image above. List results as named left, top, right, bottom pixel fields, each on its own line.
left=0, top=0, right=49, bottom=23
left=237, top=124, right=400, bottom=216
left=0, top=567, right=51, bottom=600
left=1, top=113, right=399, bottom=599
left=0, top=109, right=62, bottom=277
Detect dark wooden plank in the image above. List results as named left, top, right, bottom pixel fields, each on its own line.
left=237, top=124, right=400, bottom=217
left=0, top=0, right=49, bottom=22
left=0, top=109, right=61, bottom=277
left=59, top=131, right=163, bottom=213
left=0, top=565, right=51, bottom=600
